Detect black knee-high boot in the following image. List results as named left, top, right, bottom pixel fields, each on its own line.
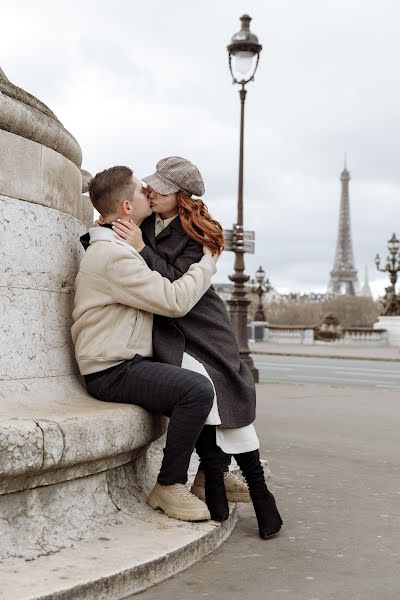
left=196, top=426, right=229, bottom=522
left=235, top=449, right=283, bottom=539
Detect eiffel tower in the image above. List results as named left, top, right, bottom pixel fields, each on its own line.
left=328, top=161, right=359, bottom=295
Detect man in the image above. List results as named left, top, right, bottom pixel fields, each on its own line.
left=71, top=165, right=219, bottom=522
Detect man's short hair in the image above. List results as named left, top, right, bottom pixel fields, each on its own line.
left=89, top=166, right=136, bottom=216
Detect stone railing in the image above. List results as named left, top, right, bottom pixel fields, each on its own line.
left=330, top=327, right=388, bottom=347
left=248, top=322, right=388, bottom=347
left=248, top=323, right=314, bottom=345
left=266, top=324, right=314, bottom=344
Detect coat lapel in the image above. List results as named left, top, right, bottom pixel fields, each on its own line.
left=155, top=215, right=185, bottom=243
left=142, top=214, right=186, bottom=247
left=141, top=214, right=157, bottom=251
left=155, top=226, right=172, bottom=243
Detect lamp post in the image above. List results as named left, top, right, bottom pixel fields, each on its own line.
left=375, top=233, right=400, bottom=288
left=226, top=14, right=262, bottom=383
left=375, top=233, right=400, bottom=315
left=251, top=266, right=270, bottom=322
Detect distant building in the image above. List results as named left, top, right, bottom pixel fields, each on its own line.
left=213, top=282, right=333, bottom=306
left=213, top=281, right=282, bottom=307
left=279, top=291, right=335, bottom=303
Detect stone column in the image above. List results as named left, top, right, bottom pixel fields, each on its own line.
left=0, top=68, right=164, bottom=564
left=0, top=68, right=90, bottom=395
left=0, top=69, right=239, bottom=599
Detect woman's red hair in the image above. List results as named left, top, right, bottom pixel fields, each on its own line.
left=177, top=193, right=224, bottom=254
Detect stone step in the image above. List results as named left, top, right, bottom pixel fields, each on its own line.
left=0, top=379, right=251, bottom=600
left=2, top=503, right=237, bottom=600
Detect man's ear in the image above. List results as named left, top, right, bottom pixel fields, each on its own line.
left=121, top=200, right=133, bottom=216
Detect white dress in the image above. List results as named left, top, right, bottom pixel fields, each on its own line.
left=181, top=352, right=259, bottom=454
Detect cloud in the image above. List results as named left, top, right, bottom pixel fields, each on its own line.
left=1, top=0, right=399, bottom=299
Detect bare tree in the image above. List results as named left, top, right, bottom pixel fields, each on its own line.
left=248, top=294, right=380, bottom=328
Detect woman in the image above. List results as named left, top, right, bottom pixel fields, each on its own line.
left=112, top=156, right=283, bottom=539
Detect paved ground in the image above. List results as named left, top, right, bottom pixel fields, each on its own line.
left=253, top=354, right=400, bottom=390
left=132, top=382, right=400, bottom=600
left=249, top=342, right=400, bottom=362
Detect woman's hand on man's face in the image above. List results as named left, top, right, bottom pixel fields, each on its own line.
left=112, top=219, right=145, bottom=252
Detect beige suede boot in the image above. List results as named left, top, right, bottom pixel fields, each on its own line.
left=191, top=469, right=251, bottom=503
left=147, top=482, right=211, bottom=521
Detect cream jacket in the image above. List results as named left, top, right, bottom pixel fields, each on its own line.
left=71, top=227, right=216, bottom=375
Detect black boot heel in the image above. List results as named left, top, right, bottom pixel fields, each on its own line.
left=204, top=473, right=229, bottom=522
left=252, top=491, right=283, bottom=539
left=235, top=449, right=283, bottom=539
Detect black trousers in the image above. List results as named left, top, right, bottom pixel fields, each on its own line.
left=84, top=355, right=214, bottom=485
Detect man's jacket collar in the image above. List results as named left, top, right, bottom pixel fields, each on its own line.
left=80, top=224, right=114, bottom=251
left=87, top=226, right=135, bottom=253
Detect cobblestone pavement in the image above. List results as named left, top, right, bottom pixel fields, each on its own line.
left=131, top=382, right=400, bottom=600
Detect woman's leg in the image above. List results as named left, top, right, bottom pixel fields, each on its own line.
left=234, top=450, right=283, bottom=539
left=195, top=426, right=229, bottom=521
left=198, top=453, right=231, bottom=475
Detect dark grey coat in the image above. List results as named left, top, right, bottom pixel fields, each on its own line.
left=140, top=213, right=256, bottom=429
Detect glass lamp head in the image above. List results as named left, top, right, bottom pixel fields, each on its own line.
left=388, top=233, right=400, bottom=255
left=255, top=265, right=265, bottom=284
left=227, top=14, right=262, bottom=84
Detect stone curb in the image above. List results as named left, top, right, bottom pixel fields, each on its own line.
left=6, top=505, right=238, bottom=600
left=251, top=350, right=400, bottom=363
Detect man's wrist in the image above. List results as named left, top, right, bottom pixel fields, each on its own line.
left=137, top=243, right=146, bottom=253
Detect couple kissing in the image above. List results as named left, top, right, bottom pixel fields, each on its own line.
left=71, top=156, right=282, bottom=539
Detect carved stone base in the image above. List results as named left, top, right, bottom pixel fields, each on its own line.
left=375, top=316, right=400, bottom=347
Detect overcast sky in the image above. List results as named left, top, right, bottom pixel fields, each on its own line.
left=2, top=0, right=400, bottom=296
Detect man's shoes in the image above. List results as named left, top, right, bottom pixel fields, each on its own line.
left=147, top=482, right=211, bottom=522
left=191, top=469, right=251, bottom=503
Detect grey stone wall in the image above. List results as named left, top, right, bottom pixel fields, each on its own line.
left=0, top=72, right=164, bottom=569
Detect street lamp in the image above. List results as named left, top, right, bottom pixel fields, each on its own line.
left=252, top=265, right=271, bottom=322
left=375, top=233, right=400, bottom=288
left=387, top=232, right=400, bottom=257
left=226, top=14, right=262, bottom=383
left=375, top=233, right=400, bottom=315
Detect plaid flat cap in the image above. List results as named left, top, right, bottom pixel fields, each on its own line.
left=143, top=156, right=205, bottom=197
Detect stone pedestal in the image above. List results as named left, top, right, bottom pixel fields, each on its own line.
left=375, top=316, right=400, bottom=347
left=248, top=320, right=268, bottom=342
left=0, top=70, right=237, bottom=599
